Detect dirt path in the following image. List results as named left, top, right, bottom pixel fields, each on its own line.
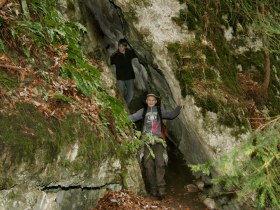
left=161, top=141, right=207, bottom=209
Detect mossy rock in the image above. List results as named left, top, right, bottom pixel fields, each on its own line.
left=0, top=103, right=58, bottom=164
left=0, top=177, right=15, bottom=190
left=175, top=70, right=194, bottom=97
left=0, top=103, right=122, bottom=167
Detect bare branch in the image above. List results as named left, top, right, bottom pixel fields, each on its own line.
left=0, top=64, right=23, bottom=70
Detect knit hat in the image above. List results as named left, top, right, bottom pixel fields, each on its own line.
left=146, top=93, right=158, bottom=99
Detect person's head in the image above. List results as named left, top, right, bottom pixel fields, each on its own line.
left=146, top=93, right=158, bottom=107
left=118, top=38, right=127, bottom=54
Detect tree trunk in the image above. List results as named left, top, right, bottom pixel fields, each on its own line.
left=260, top=2, right=271, bottom=91
left=262, top=51, right=270, bottom=91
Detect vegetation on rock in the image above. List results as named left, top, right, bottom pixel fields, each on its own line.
left=169, top=1, right=280, bottom=209
left=0, top=0, right=139, bottom=180
left=169, top=0, right=280, bottom=130
left=190, top=117, right=280, bottom=209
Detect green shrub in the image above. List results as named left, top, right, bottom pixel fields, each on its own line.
left=190, top=117, right=280, bottom=209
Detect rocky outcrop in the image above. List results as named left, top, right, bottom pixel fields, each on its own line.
left=1, top=1, right=147, bottom=209
left=0, top=157, right=143, bottom=210
left=2, top=0, right=276, bottom=209
left=0, top=110, right=145, bottom=210
left=75, top=0, right=251, bottom=166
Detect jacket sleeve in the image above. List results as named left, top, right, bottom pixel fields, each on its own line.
left=110, top=52, right=116, bottom=65
left=161, top=106, right=181, bottom=120
left=128, top=48, right=137, bottom=59
left=128, top=108, right=144, bottom=122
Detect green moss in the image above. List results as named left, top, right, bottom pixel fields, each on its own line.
left=186, top=3, right=200, bottom=30
left=0, top=103, right=56, bottom=164
left=205, top=68, right=217, bottom=80
left=195, top=95, right=219, bottom=116
left=267, top=54, right=280, bottom=116
left=176, top=70, right=194, bottom=97
left=167, top=33, right=250, bottom=128
left=218, top=105, right=249, bottom=128
left=235, top=51, right=265, bottom=80
left=167, top=42, right=181, bottom=56
left=171, top=17, right=185, bottom=27
left=0, top=103, right=121, bottom=166
left=204, top=46, right=217, bottom=66
left=0, top=177, right=15, bottom=190
left=120, top=170, right=129, bottom=189
left=267, top=90, right=280, bottom=116
left=209, top=29, right=240, bottom=95
left=169, top=0, right=280, bottom=129
left=130, top=0, right=151, bottom=7
left=179, top=9, right=187, bottom=20
left=67, top=2, right=75, bottom=12
left=0, top=39, right=5, bottom=52
left=230, top=126, right=249, bottom=137
left=218, top=107, right=237, bottom=127
left=79, top=135, right=121, bottom=168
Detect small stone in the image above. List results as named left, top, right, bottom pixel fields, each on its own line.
left=201, top=174, right=212, bottom=185
left=110, top=199, right=118, bottom=203
left=186, top=184, right=199, bottom=192
left=32, top=87, right=39, bottom=96
left=33, top=101, right=41, bottom=107
left=218, top=196, right=229, bottom=205
left=203, top=198, right=216, bottom=210
left=195, top=180, right=205, bottom=191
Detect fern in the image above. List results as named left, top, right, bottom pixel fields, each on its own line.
left=102, top=96, right=132, bottom=136
left=3, top=0, right=133, bottom=145
left=190, top=117, right=280, bottom=209
left=10, top=0, right=102, bottom=97
left=0, top=72, right=17, bottom=90
left=54, top=93, right=76, bottom=104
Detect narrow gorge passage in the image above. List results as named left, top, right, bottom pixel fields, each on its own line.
left=163, top=140, right=207, bottom=209
left=93, top=138, right=208, bottom=210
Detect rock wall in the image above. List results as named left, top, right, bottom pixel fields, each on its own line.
left=0, top=153, right=143, bottom=210
left=1, top=0, right=278, bottom=209
left=0, top=1, right=146, bottom=209
left=75, top=0, right=251, bottom=166
left=0, top=107, right=145, bottom=210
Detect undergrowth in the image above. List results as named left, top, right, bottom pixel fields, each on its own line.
left=190, top=117, right=280, bottom=209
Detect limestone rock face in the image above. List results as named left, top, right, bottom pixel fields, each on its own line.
left=4, top=0, right=277, bottom=208
left=0, top=2, right=147, bottom=209
left=77, top=0, right=250, bottom=165
left=0, top=141, right=144, bottom=210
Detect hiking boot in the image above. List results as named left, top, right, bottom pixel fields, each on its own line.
left=150, top=188, right=157, bottom=197
left=157, top=187, right=166, bottom=199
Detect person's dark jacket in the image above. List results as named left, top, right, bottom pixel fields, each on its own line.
left=110, top=48, right=137, bottom=80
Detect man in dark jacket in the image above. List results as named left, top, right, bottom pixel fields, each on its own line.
left=110, top=39, right=137, bottom=105
left=129, top=93, right=181, bottom=199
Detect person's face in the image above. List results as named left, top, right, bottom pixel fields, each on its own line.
left=146, top=96, right=157, bottom=107
left=118, top=44, right=126, bottom=53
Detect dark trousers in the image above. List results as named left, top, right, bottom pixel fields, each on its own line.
left=117, top=79, right=134, bottom=105
left=143, top=143, right=166, bottom=191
